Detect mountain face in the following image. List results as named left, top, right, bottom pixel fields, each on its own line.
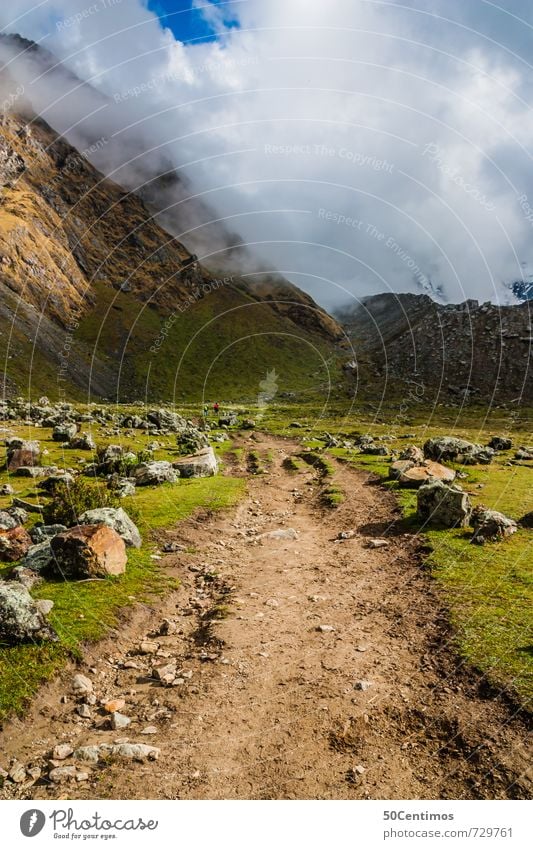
left=0, top=52, right=343, bottom=402
left=337, top=293, right=532, bottom=405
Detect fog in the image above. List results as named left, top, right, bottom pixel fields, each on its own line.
left=2, top=0, right=533, bottom=309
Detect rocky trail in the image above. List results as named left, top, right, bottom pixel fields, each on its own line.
left=0, top=435, right=530, bottom=800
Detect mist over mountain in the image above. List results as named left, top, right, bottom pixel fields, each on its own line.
left=2, top=2, right=533, bottom=309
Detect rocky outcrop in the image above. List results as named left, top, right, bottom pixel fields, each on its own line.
left=50, top=524, right=127, bottom=579
left=417, top=480, right=472, bottom=528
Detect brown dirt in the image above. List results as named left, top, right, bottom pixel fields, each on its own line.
left=0, top=434, right=531, bottom=800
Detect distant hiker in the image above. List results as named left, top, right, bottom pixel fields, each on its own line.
left=213, top=402, right=220, bottom=414
left=203, top=403, right=209, bottom=417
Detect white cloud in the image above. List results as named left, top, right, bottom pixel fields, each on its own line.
left=1, top=0, right=533, bottom=307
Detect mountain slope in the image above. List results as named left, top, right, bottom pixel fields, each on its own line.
left=0, top=79, right=343, bottom=401
left=337, top=293, right=532, bottom=405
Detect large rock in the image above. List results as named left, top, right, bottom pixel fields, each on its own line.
left=0, top=510, right=18, bottom=531
left=0, top=581, right=57, bottom=643
left=30, top=524, right=67, bottom=544
left=515, top=446, right=533, bottom=461
left=487, top=436, right=512, bottom=451
left=0, top=527, right=33, bottom=561
left=389, top=459, right=455, bottom=487
left=417, top=480, right=472, bottom=528
left=5, top=439, right=40, bottom=472
left=424, top=436, right=494, bottom=465
left=78, top=507, right=141, bottom=548
left=399, top=445, right=424, bottom=463
left=14, top=465, right=58, bottom=478
left=471, top=507, right=517, bottom=544
left=135, top=461, right=177, bottom=486
left=176, top=426, right=209, bottom=455
left=147, top=408, right=187, bottom=431
left=172, top=446, right=218, bottom=479
left=50, top=524, right=127, bottom=579
left=52, top=422, right=78, bottom=442
left=68, top=433, right=96, bottom=451
left=21, top=540, right=54, bottom=573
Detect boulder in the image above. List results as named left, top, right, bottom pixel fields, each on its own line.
left=147, top=408, right=187, bottom=431
left=52, top=422, right=78, bottom=442
left=176, top=426, right=209, bottom=454
left=68, top=433, right=96, bottom=451
left=241, top=419, right=256, bottom=429
left=471, top=507, right=517, bottom=544
left=519, top=511, right=533, bottom=528
left=0, top=527, right=33, bottom=561
left=115, top=478, right=136, bottom=498
left=515, top=447, right=533, bottom=461
left=14, top=465, right=58, bottom=478
left=487, top=436, right=512, bottom=451
left=399, top=445, right=425, bottom=463
left=135, top=461, right=177, bottom=486
left=0, top=510, right=18, bottom=531
left=218, top=414, right=238, bottom=427
left=39, top=473, right=74, bottom=494
left=5, top=439, right=40, bottom=471
left=0, top=581, right=57, bottom=642
left=77, top=507, right=141, bottom=548
left=424, top=436, right=494, bottom=465
left=400, top=460, right=455, bottom=487
left=30, top=524, right=67, bottom=544
left=172, top=446, right=218, bottom=479
left=417, top=480, right=472, bottom=528
left=50, top=524, right=127, bottom=579
left=21, top=540, right=54, bottom=573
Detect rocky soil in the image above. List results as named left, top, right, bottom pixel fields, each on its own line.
left=0, top=435, right=530, bottom=800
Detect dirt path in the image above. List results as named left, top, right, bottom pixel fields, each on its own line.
left=1, top=435, right=531, bottom=800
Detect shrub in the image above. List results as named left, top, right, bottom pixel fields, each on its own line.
left=42, top=477, right=118, bottom=526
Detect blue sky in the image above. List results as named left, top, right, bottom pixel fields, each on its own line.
left=145, top=0, right=240, bottom=44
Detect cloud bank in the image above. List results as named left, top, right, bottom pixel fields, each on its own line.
left=2, top=0, right=533, bottom=309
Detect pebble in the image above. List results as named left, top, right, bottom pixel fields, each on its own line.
left=49, top=765, right=78, bottom=783
left=52, top=744, right=74, bottom=761
left=110, top=712, right=131, bottom=730
left=316, top=624, right=335, bottom=632
left=9, top=762, right=26, bottom=783
left=138, top=641, right=159, bottom=655
left=353, top=680, right=373, bottom=691
left=141, top=726, right=158, bottom=735
left=367, top=538, right=390, bottom=548
left=104, top=699, right=126, bottom=713
left=71, top=674, right=93, bottom=695
left=77, top=704, right=92, bottom=718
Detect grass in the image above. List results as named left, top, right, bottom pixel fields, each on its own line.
left=0, top=422, right=245, bottom=721
left=321, top=484, right=345, bottom=507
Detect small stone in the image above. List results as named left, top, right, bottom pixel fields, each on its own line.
left=354, top=680, right=373, bottom=691
left=52, top=744, right=73, bottom=761
left=366, top=538, right=389, bottom=548
left=76, top=771, right=90, bottom=782
left=356, top=644, right=369, bottom=652
left=35, top=599, right=54, bottom=616
left=49, top=765, right=78, bottom=783
left=104, top=698, right=126, bottom=713
left=76, top=704, right=91, bottom=718
left=71, top=673, right=93, bottom=695
left=141, top=726, right=158, bottom=735
left=353, top=764, right=365, bottom=774
left=138, top=641, right=159, bottom=655
left=152, top=663, right=176, bottom=682
left=316, top=624, right=335, bottom=632
left=9, top=762, right=26, bottom=783
left=110, top=712, right=131, bottom=730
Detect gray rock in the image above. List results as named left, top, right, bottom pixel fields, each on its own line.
left=49, top=765, right=78, bottom=782
left=471, top=507, right=517, bottom=544
left=135, top=461, right=177, bottom=486
left=172, top=446, right=218, bottom=478
left=35, top=599, right=54, bottom=616
left=14, top=465, right=58, bottom=478
left=110, top=712, right=131, bottom=730
left=76, top=704, right=92, bottom=719
left=68, top=433, right=96, bottom=451
left=0, top=510, right=18, bottom=530
left=39, top=473, right=74, bottom=494
left=21, top=541, right=54, bottom=573
left=52, top=423, right=78, bottom=442
left=115, top=478, right=136, bottom=498
left=30, top=524, right=67, bottom=544
left=8, top=565, right=44, bottom=590
left=147, top=408, right=187, bottom=431
left=71, top=674, right=93, bottom=695
left=399, top=444, right=424, bottom=463
left=259, top=528, right=299, bottom=540
left=73, top=743, right=159, bottom=763
left=77, top=507, right=141, bottom=548
left=417, top=480, right=472, bottom=528
left=52, top=743, right=74, bottom=761
left=0, top=581, right=57, bottom=643
left=424, top=436, right=494, bottom=465
left=487, top=436, right=512, bottom=451
left=176, top=425, right=210, bottom=454
left=515, top=446, right=533, bottom=460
